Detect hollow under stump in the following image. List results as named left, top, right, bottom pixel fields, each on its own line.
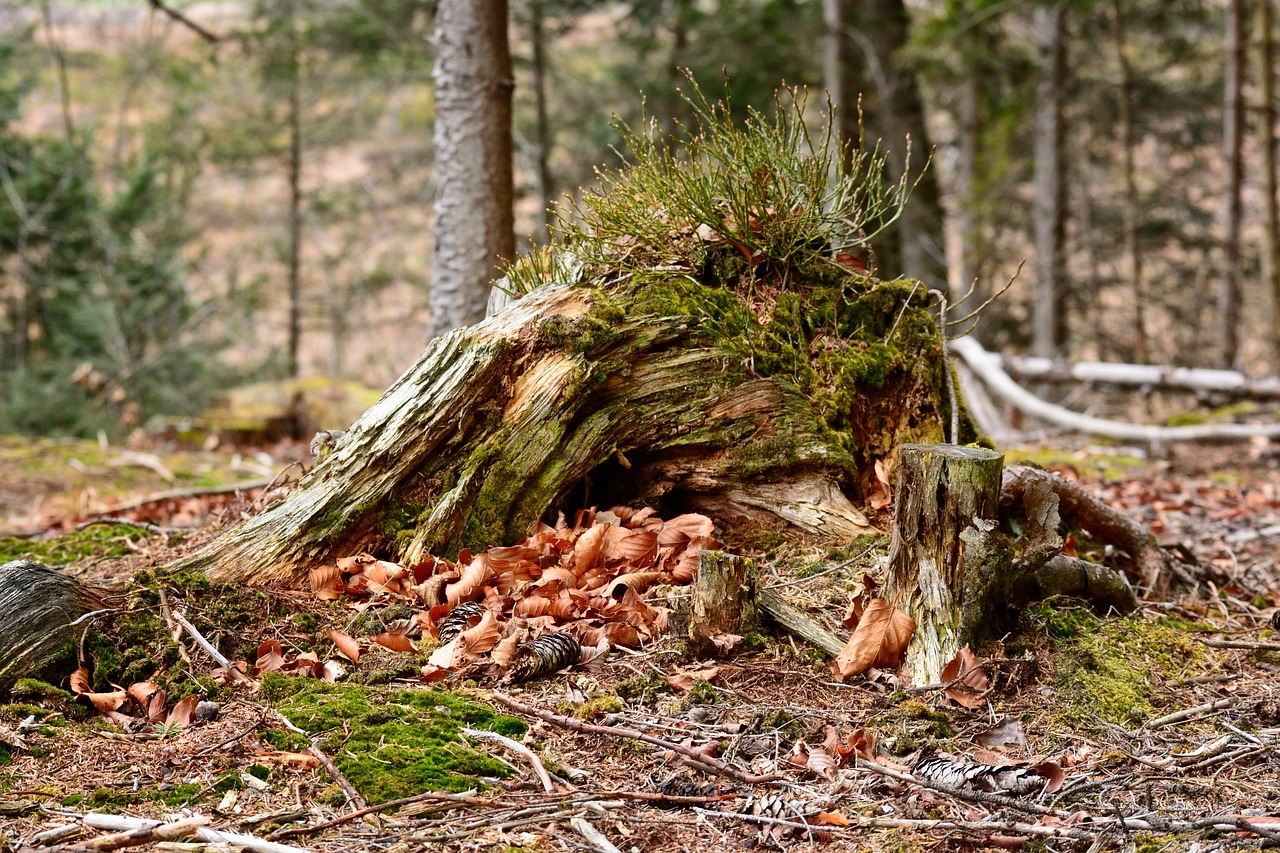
left=884, top=443, right=1005, bottom=684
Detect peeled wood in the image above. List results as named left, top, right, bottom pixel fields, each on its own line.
left=689, top=551, right=758, bottom=656
left=173, top=282, right=893, bottom=585
left=884, top=443, right=1004, bottom=684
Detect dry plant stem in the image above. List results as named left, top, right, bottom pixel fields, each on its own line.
left=569, top=816, right=623, bottom=853
left=71, top=816, right=207, bottom=851
left=1147, top=696, right=1247, bottom=728
left=1199, top=638, right=1280, bottom=651
left=306, top=743, right=367, bottom=811
left=491, top=691, right=785, bottom=784
left=74, top=517, right=175, bottom=536
left=270, top=791, right=517, bottom=840
left=106, top=478, right=275, bottom=514
left=168, top=609, right=231, bottom=669
left=463, top=727, right=557, bottom=792
left=694, top=807, right=1093, bottom=841
left=54, top=814, right=308, bottom=853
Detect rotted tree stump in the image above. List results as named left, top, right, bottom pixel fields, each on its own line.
left=689, top=551, right=760, bottom=657
left=884, top=444, right=1004, bottom=684
left=0, top=561, right=104, bottom=693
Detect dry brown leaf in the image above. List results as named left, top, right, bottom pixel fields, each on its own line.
left=603, top=527, right=659, bottom=564
left=445, top=553, right=494, bottom=606
left=667, top=673, right=695, bottom=692
left=571, top=523, right=609, bottom=574
left=255, top=640, right=286, bottom=673
left=817, top=811, right=852, bottom=827
left=309, top=565, right=344, bottom=600
left=327, top=629, right=361, bottom=663
left=458, top=608, right=500, bottom=656
left=69, top=667, right=92, bottom=695
left=147, top=690, right=168, bottom=723
left=976, top=716, right=1027, bottom=749
left=868, top=458, right=893, bottom=510
left=604, top=571, right=661, bottom=599
left=275, top=752, right=319, bottom=770
left=941, top=645, right=989, bottom=708
left=490, top=629, right=526, bottom=671
left=806, top=745, right=839, bottom=780
left=127, top=681, right=160, bottom=706
left=427, top=639, right=461, bottom=669
left=83, top=689, right=128, bottom=713
left=167, top=694, right=198, bottom=727
left=513, top=595, right=552, bottom=618
left=372, top=633, right=417, bottom=653
left=831, top=599, right=915, bottom=680
left=1030, top=760, right=1066, bottom=793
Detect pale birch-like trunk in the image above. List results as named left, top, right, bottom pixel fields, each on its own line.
left=1033, top=4, right=1067, bottom=360
left=1221, top=0, right=1245, bottom=368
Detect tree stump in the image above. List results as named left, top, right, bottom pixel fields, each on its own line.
left=0, top=561, right=103, bottom=693
left=689, top=551, right=759, bottom=657
left=884, top=444, right=1004, bottom=684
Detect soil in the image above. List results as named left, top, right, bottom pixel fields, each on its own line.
left=3, top=436, right=1280, bottom=852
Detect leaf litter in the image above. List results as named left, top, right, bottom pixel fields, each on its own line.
left=9, top=442, right=1280, bottom=851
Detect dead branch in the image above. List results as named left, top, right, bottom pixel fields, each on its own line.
left=490, top=691, right=786, bottom=784
left=146, top=0, right=223, bottom=43
left=999, top=351, right=1280, bottom=399
left=952, top=336, right=1280, bottom=441
left=306, top=743, right=368, bottom=811
left=463, top=727, right=557, bottom=792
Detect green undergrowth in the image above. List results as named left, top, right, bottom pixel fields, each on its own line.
left=260, top=674, right=526, bottom=802
left=86, top=567, right=309, bottom=698
left=0, top=521, right=178, bottom=566
left=1030, top=602, right=1216, bottom=728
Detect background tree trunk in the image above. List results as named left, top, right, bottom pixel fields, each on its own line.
left=428, top=0, right=516, bottom=341
left=285, top=0, right=303, bottom=378
left=1221, top=0, right=1245, bottom=368
left=1033, top=4, right=1067, bottom=359
left=1111, top=0, right=1147, bottom=364
left=1260, top=0, right=1280, bottom=373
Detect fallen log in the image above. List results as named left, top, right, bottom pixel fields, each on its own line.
left=999, top=352, right=1280, bottom=399
left=951, top=336, right=1280, bottom=441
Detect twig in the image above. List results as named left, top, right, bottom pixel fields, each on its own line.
left=169, top=609, right=231, bottom=668
left=1198, top=638, right=1280, bottom=651
left=74, top=518, right=177, bottom=537
left=269, top=791, right=511, bottom=840
left=61, top=813, right=308, bottom=853
left=1147, top=696, right=1246, bottom=728
left=146, top=0, right=223, bottom=43
left=463, top=727, right=557, bottom=792
left=491, top=691, right=785, bottom=785
left=307, top=743, right=368, bottom=811
left=104, top=478, right=275, bottom=514
left=71, top=816, right=207, bottom=850
left=569, top=816, right=622, bottom=853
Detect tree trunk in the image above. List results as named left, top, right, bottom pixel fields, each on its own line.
left=955, top=70, right=983, bottom=310
left=689, top=551, right=759, bottom=657
left=1261, top=0, right=1280, bottom=373
left=173, top=264, right=957, bottom=586
left=528, top=0, right=553, bottom=244
left=859, top=0, right=948, bottom=289
left=822, top=0, right=859, bottom=159
left=1221, top=0, right=1245, bottom=368
left=428, top=0, right=516, bottom=341
left=1033, top=4, right=1067, bottom=360
left=884, top=443, right=1004, bottom=685
left=285, top=0, right=303, bottom=378
left=1111, top=0, right=1147, bottom=364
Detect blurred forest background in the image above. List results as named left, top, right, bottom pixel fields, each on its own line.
left=0, top=0, right=1274, bottom=438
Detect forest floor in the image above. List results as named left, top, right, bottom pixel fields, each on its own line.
left=2, top=434, right=1280, bottom=852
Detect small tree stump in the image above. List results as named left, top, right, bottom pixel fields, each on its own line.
left=0, top=561, right=103, bottom=693
left=689, top=551, right=759, bottom=657
left=884, top=443, right=1004, bottom=684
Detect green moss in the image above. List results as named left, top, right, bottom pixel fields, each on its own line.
left=615, top=672, right=672, bottom=705
left=685, top=680, right=718, bottom=705
left=262, top=674, right=525, bottom=802
left=574, top=695, right=623, bottom=719
left=7, top=680, right=87, bottom=721
left=0, top=522, right=179, bottom=566
left=1031, top=603, right=1216, bottom=727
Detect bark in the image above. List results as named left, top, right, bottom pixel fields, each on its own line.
left=0, top=561, right=103, bottom=693
left=1001, top=464, right=1170, bottom=594
left=285, top=1, right=303, bottom=378
left=428, top=0, right=516, bottom=340
left=1111, top=0, right=1147, bottom=363
left=955, top=71, right=983, bottom=309
left=1221, top=0, right=1245, bottom=368
left=529, top=0, right=553, bottom=243
left=170, top=267, right=961, bottom=585
left=689, top=551, right=758, bottom=656
left=884, top=444, right=1004, bottom=685
left=1032, top=4, right=1067, bottom=359
left=1261, top=0, right=1280, bottom=372
left=822, top=0, right=860, bottom=159
left=858, top=0, right=947, bottom=289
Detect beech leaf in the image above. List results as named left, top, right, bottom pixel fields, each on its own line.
left=831, top=599, right=915, bottom=680
left=941, top=645, right=989, bottom=708
left=327, top=629, right=361, bottom=663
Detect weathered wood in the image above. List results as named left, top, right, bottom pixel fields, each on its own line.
left=172, top=275, right=952, bottom=585
left=884, top=443, right=1004, bottom=684
left=0, top=561, right=104, bottom=692
left=757, top=589, right=847, bottom=658
left=689, top=551, right=759, bottom=656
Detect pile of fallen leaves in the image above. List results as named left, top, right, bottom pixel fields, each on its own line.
left=307, top=507, right=720, bottom=682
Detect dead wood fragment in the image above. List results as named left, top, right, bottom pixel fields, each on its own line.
left=1031, top=555, right=1138, bottom=614
left=689, top=551, right=758, bottom=657
left=1001, top=464, right=1174, bottom=594
left=306, top=743, right=368, bottom=811
left=0, top=561, right=105, bottom=693
left=463, top=726, right=557, bottom=792
left=490, top=691, right=785, bottom=784
left=757, top=589, right=846, bottom=658
left=884, top=444, right=1005, bottom=684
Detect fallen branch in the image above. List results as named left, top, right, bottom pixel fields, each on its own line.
left=306, top=743, right=367, bottom=811
left=70, top=816, right=207, bottom=850
left=463, top=727, right=557, bottom=792
left=44, top=813, right=307, bottom=853
left=569, top=816, right=623, bottom=853
left=1147, top=696, right=1247, bottom=728
left=998, top=351, right=1280, bottom=399
left=169, top=609, right=231, bottom=669
left=951, top=336, right=1280, bottom=441
left=103, top=478, right=274, bottom=515
left=490, top=691, right=785, bottom=784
